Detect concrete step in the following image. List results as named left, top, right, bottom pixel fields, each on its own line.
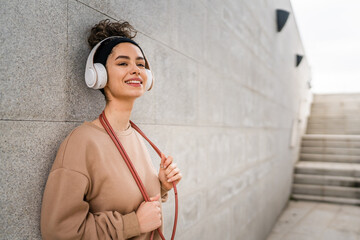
left=313, top=93, right=360, bottom=103
left=301, top=140, right=360, bottom=148
left=300, top=153, right=360, bottom=164
left=311, top=106, right=360, bottom=112
left=292, top=184, right=360, bottom=199
left=294, top=174, right=360, bottom=187
left=301, top=147, right=360, bottom=156
left=311, top=106, right=360, bottom=111
left=308, top=123, right=360, bottom=129
left=308, top=118, right=360, bottom=124
left=302, top=134, right=360, bottom=141
left=306, top=126, right=360, bottom=134
left=311, top=101, right=360, bottom=107
left=310, top=112, right=360, bottom=118
left=294, top=161, right=360, bottom=177
left=307, top=118, right=360, bottom=124
left=307, top=127, right=360, bottom=131
left=308, top=116, right=360, bottom=122
left=291, top=194, right=360, bottom=206
left=310, top=107, right=360, bottom=115
left=306, top=129, right=360, bottom=135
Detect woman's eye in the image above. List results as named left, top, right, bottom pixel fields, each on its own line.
left=137, top=63, right=145, bottom=67
left=117, top=62, right=128, bottom=66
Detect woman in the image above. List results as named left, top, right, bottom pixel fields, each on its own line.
left=41, top=19, right=182, bottom=240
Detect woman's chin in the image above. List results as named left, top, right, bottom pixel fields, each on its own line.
left=109, top=88, right=146, bottom=100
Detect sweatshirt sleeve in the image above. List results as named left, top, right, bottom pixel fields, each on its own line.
left=41, top=168, right=141, bottom=240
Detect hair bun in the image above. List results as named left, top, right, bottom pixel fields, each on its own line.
left=88, top=19, right=137, bottom=48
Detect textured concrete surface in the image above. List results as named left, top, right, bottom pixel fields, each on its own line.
left=266, top=201, right=360, bottom=240
left=1, top=0, right=312, bottom=239
left=0, top=0, right=68, bottom=121
left=0, top=121, right=80, bottom=239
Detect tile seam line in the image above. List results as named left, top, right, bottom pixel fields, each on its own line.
left=0, top=119, right=294, bottom=131
left=0, top=119, right=83, bottom=123
left=73, top=0, right=117, bottom=22
left=74, top=0, right=200, bottom=64
left=66, top=0, right=69, bottom=105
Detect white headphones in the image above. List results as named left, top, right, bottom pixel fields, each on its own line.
left=85, top=36, right=154, bottom=91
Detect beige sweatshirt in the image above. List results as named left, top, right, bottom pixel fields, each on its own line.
left=41, top=122, right=168, bottom=240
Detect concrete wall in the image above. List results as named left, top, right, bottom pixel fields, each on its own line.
left=0, top=0, right=312, bottom=239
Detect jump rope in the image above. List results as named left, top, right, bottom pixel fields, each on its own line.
left=99, top=111, right=178, bottom=240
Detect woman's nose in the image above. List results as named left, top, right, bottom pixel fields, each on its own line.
left=130, top=64, right=140, bottom=75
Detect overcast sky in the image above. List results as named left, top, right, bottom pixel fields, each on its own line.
left=290, top=0, right=360, bottom=93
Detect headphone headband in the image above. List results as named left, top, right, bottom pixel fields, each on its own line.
left=94, top=37, right=141, bottom=66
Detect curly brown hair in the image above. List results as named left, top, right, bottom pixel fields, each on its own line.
left=88, top=19, right=137, bottom=48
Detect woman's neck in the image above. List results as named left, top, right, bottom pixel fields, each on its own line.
left=103, top=99, right=135, bottom=132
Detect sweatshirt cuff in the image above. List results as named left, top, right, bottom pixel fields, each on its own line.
left=122, top=211, right=141, bottom=239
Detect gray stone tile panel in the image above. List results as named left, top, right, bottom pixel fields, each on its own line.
left=0, top=120, right=80, bottom=239
left=170, top=1, right=206, bottom=62
left=149, top=42, right=198, bottom=125
left=197, top=66, right=224, bottom=126
left=1, top=0, right=67, bottom=121
left=77, top=0, right=175, bottom=48
left=66, top=0, right=108, bottom=121
left=176, top=191, right=207, bottom=236
left=222, top=82, right=248, bottom=127
left=203, top=208, right=232, bottom=240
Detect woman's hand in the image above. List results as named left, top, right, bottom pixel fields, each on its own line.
left=158, top=154, right=182, bottom=191
left=136, top=194, right=162, bottom=233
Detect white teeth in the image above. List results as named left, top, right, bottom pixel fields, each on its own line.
left=126, top=80, right=142, bottom=84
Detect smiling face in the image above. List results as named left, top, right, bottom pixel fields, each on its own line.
left=104, top=42, right=148, bottom=101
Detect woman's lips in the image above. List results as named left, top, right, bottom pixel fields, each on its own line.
left=125, top=79, right=143, bottom=87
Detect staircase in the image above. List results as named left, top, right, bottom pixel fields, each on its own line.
left=291, top=94, right=360, bottom=205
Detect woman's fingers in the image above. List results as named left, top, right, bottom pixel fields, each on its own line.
left=165, top=163, right=177, bottom=175
left=166, top=167, right=180, bottom=179
left=136, top=196, right=162, bottom=233
left=149, top=193, right=160, bottom=202
left=158, top=154, right=182, bottom=187
left=168, top=173, right=182, bottom=183
left=160, top=153, right=166, bottom=169
left=150, top=194, right=161, bottom=208
left=163, top=156, right=173, bottom=169
left=164, top=161, right=181, bottom=182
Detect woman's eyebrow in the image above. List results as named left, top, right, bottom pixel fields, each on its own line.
left=115, top=55, right=130, bottom=60
left=115, top=55, right=145, bottom=61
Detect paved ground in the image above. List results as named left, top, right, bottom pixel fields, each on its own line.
left=266, top=200, right=360, bottom=240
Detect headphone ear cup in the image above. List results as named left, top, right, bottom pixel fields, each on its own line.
left=93, top=63, right=107, bottom=89
left=145, top=69, right=153, bottom=91
left=85, top=67, right=97, bottom=88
